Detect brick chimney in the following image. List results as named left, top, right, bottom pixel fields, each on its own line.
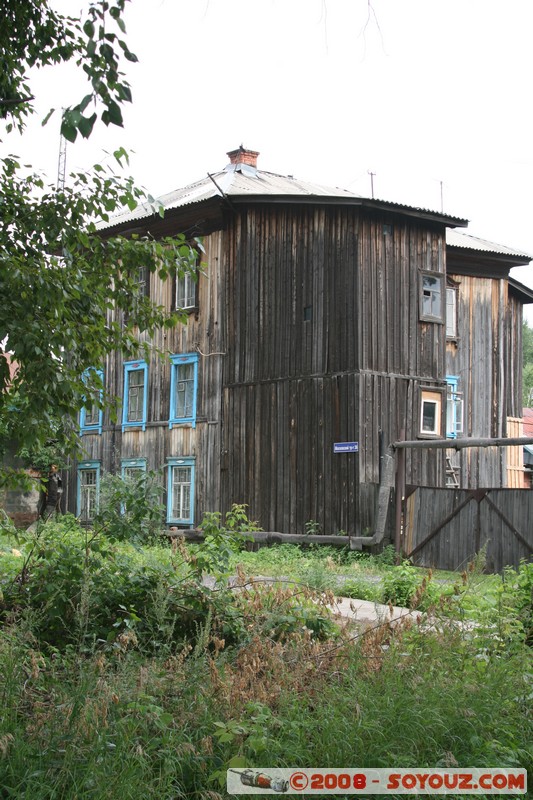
left=226, top=146, right=260, bottom=169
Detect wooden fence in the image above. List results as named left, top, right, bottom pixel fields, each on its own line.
left=403, top=486, right=533, bottom=572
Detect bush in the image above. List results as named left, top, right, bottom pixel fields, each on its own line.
left=94, top=470, right=165, bottom=543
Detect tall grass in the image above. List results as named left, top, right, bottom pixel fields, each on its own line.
left=0, top=522, right=531, bottom=799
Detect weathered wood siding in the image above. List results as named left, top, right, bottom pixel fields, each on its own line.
left=220, top=205, right=447, bottom=533
left=446, top=275, right=523, bottom=487
left=66, top=233, right=226, bottom=523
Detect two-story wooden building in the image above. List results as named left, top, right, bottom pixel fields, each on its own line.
left=65, top=146, right=533, bottom=535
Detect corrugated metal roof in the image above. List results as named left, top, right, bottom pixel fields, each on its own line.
left=99, top=162, right=467, bottom=231
left=446, top=229, right=532, bottom=259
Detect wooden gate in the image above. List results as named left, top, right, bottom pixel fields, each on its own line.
left=403, top=487, right=533, bottom=572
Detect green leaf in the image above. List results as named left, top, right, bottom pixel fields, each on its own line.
left=61, top=121, right=77, bottom=143
left=41, top=108, right=56, bottom=127
left=83, top=19, right=95, bottom=38
left=78, top=113, right=97, bottom=139
left=106, top=101, right=123, bottom=127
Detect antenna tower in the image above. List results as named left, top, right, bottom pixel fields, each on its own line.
left=57, top=125, right=67, bottom=191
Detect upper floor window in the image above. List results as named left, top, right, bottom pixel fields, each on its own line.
left=420, top=272, right=444, bottom=322
left=169, top=353, right=199, bottom=428
left=420, top=389, right=443, bottom=437
left=446, top=286, right=458, bottom=338
left=137, top=265, right=149, bottom=298
left=77, top=460, right=100, bottom=522
left=446, top=376, right=463, bottom=439
left=122, top=360, right=148, bottom=432
left=80, top=368, right=104, bottom=434
left=175, top=271, right=197, bottom=310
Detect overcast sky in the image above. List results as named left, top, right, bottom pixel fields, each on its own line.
left=6, top=0, right=533, bottom=317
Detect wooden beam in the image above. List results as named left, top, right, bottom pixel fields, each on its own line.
left=393, top=436, right=533, bottom=451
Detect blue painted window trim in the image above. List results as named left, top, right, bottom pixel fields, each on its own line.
left=121, top=458, right=147, bottom=477
left=122, top=360, right=148, bottom=432
left=166, top=456, right=195, bottom=526
left=80, top=368, right=104, bottom=434
left=169, top=353, right=198, bottom=429
left=446, top=376, right=463, bottom=439
left=77, top=460, right=100, bottom=521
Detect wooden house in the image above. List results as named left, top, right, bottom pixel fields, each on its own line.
left=64, top=147, right=533, bottom=535
left=445, top=231, right=533, bottom=489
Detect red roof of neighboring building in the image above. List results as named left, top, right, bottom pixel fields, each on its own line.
left=523, top=407, right=533, bottom=436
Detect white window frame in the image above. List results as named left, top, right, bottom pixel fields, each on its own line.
left=77, top=461, right=100, bottom=522
left=420, top=389, right=443, bottom=437
left=175, top=271, right=196, bottom=310
left=420, top=272, right=444, bottom=322
left=446, top=376, right=464, bottom=439
left=446, top=286, right=458, bottom=338
left=166, top=457, right=195, bottom=526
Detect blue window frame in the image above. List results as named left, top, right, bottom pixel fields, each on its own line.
left=166, top=457, right=195, bottom=526
left=122, top=360, right=148, bottom=432
left=446, top=376, right=463, bottom=439
left=77, top=460, right=100, bottom=522
left=169, top=353, right=198, bottom=429
left=80, top=368, right=104, bottom=434
left=121, top=458, right=147, bottom=480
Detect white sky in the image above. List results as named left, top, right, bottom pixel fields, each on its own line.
left=4, top=0, right=533, bottom=319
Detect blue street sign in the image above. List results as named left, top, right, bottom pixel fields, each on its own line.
left=333, top=442, right=359, bottom=453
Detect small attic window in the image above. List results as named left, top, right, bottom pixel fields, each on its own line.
left=383, top=224, right=393, bottom=236
left=303, top=306, right=312, bottom=322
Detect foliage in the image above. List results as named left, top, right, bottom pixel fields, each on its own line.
left=523, top=319, right=533, bottom=406
left=1, top=594, right=531, bottom=798
left=0, top=1, right=202, bottom=478
left=500, top=560, right=533, bottom=645
left=1, top=516, right=532, bottom=797
left=1, top=0, right=136, bottom=140
left=191, top=504, right=261, bottom=578
left=93, top=470, right=165, bottom=543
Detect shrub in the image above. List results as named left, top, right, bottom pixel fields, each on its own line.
left=93, top=470, right=165, bottom=543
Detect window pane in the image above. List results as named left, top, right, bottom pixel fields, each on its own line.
left=84, top=402, right=99, bottom=426
left=422, top=401, right=437, bottom=432
left=176, top=273, right=195, bottom=308
left=80, top=469, right=97, bottom=521
left=127, top=369, right=144, bottom=422
left=171, top=465, right=191, bottom=520
left=123, top=467, right=144, bottom=481
left=446, top=287, right=457, bottom=337
left=175, top=362, right=195, bottom=418
left=422, top=275, right=442, bottom=319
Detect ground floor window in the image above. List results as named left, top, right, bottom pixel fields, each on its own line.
left=77, top=461, right=100, bottom=522
left=166, top=457, right=195, bottom=526
left=121, top=458, right=147, bottom=481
